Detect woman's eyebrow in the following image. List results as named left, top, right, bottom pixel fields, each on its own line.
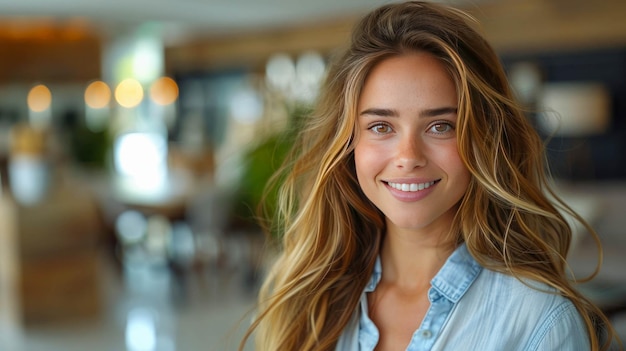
left=419, top=107, right=458, bottom=118
left=359, top=106, right=457, bottom=118
left=359, top=108, right=397, bottom=117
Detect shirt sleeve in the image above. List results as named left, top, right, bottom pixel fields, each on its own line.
left=526, top=300, right=591, bottom=351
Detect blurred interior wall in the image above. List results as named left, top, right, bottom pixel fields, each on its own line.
left=467, top=0, right=626, bottom=54
left=0, top=24, right=101, bottom=84
left=164, top=0, right=626, bottom=73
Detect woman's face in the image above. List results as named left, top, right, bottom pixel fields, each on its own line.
left=354, top=52, right=470, bottom=236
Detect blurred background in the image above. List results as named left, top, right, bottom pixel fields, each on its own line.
left=1, top=0, right=626, bottom=350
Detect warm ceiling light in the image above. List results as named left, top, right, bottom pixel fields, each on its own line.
left=115, top=79, right=144, bottom=108
left=85, top=81, right=111, bottom=109
left=27, top=84, right=52, bottom=112
left=149, top=77, right=178, bottom=106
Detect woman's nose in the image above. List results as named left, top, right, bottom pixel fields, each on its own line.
left=394, top=135, right=427, bottom=169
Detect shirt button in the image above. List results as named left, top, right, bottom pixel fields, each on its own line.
left=421, top=329, right=433, bottom=339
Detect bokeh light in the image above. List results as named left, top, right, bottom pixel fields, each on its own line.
left=115, top=78, right=144, bottom=108
left=27, top=84, right=52, bottom=112
left=84, top=80, right=111, bottom=109
left=149, top=77, right=178, bottom=106
left=265, top=53, right=295, bottom=92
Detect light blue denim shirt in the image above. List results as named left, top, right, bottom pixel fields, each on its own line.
left=335, top=244, right=590, bottom=351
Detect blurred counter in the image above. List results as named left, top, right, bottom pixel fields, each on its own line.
left=0, top=177, right=104, bottom=330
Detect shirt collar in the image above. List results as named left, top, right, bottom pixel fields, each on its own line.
left=431, top=243, right=482, bottom=303
left=364, top=257, right=382, bottom=293
left=363, top=243, right=482, bottom=303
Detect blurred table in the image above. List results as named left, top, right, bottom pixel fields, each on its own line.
left=0, top=177, right=104, bottom=328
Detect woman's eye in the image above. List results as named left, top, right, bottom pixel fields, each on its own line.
left=429, top=122, right=454, bottom=134
left=369, top=123, right=392, bottom=134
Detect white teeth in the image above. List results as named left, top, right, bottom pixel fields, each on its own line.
left=388, top=181, right=436, bottom=192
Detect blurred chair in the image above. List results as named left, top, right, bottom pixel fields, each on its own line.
left=184, top=180, right=264, bottom=293
left=185, top=181, right=237, bottom=269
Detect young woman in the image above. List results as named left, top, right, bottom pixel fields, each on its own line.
left=241, top=1, right=620, bottom=350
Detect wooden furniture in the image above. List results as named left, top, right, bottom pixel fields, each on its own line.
left=0, top=179, right=104, bottom=328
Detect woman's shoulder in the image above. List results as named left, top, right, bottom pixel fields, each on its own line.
left=464, top=267, right=582, bottom=326
left=476, top=268, right=569, bottom=304
left=439, top=268, right=588, bottom=350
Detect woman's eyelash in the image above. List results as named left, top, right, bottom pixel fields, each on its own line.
left=367, top=122, right=393, bottom=134
left=428, top=121, right=455, bottom=133
left=365, top=120, right=455, bottom=135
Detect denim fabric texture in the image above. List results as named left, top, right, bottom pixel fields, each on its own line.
left=335, top=244, right=590, bottom=351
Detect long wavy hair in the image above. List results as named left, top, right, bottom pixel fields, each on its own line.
left=240, top=1, right=618, bottom=350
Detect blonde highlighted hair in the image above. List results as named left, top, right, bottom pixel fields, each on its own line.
left=241, top=1, right=619, bottom=350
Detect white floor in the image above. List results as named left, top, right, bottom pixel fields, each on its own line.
left=4, top=181, right=626, bottom=351
left=5, top=241, right=624, bottom=351
left=4, top=249, right=259, bottom=351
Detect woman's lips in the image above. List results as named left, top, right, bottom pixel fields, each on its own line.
left=384, top=179, right=441, bottom=202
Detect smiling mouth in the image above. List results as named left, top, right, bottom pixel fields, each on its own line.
left=387, top=180, right=439, bottom=192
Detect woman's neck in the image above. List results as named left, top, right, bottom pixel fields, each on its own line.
left=379, top=226, right=456, bottom=290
